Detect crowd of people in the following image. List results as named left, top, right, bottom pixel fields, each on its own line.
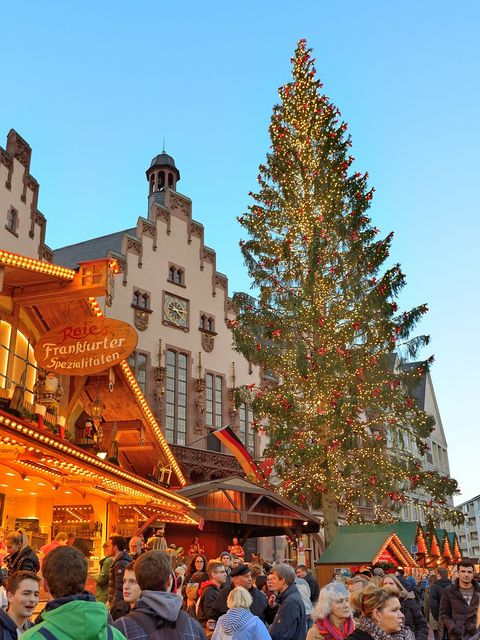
left=0, top=526, right=478, bottom=640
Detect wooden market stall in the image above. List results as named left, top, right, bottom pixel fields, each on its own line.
left=316, top=522, right=462, bottom=586
left=0, top=249, right=196, bottom=569
left=316, top=527, right=416, bottom=586
left=172, top=476, right=323, bottom=564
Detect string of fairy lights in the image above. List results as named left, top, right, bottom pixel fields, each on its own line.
left=231, top=39, right=463, bottom=537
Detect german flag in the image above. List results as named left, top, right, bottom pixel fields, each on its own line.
left=212, top=425, right=264, bottom=482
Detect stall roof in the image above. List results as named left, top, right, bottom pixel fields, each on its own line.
left=317, top=529, right=416, bottom=567
left=335, top=523, right=419, bottom=550
left=317, top=531, right=392, bottom=564
left=178, top=475, right=321, bottom=533
left=0, top=410, right=196, bottom=521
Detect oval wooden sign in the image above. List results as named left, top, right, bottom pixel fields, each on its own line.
left=34, top=317, right=138, bottom=376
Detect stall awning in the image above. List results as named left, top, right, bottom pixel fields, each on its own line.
left=0, top=410, right=196, bottom=523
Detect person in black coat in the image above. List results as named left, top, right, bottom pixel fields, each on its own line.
left=4, top=530, right=39, bottom=576
left=211, top=563, right=275, bottom=623
left=429, top=568, right=451, bottom=632
left=196, top=560, right=228, bottom=626
left=269, top=563, right=306, bottom=640
left=296, top=565, right=320, bottom=604
left=382, top=575, right=428, bottom=640
left=439, top=562, right=480, bottom=640
left=106, top=535, right=132, bottom=607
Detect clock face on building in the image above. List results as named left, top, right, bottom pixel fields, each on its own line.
left=164, top=294, right=188, bottom=328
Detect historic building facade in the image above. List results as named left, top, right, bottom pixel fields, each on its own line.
left=398, top=360, right=455, bottom=524
left=54, top=152, right=264, bottom=483
left=1, top=130, right=51, bottom=261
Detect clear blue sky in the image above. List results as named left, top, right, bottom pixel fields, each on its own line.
left=2, top=1, right=478, bottom=503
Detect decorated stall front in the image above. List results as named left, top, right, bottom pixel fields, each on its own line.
left=316, top=522, right=462, bottom=586
left=0, top=249, right=195, bottom=569
left=316, top=526, right=416, bottom=586
left=336, top=523, right=462, bottom=570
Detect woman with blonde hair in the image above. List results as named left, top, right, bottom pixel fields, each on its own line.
left=211, top=586, right=270, bottom=640
left=347, top=583, right=413, bottom=640
left=307, top=582, right=355, bottom=640
left=382, top=575, right=428, bottom=640
left=4, top=530, right=39, bottom=575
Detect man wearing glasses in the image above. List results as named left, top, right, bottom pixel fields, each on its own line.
left=196, top=560, right=227, bottom=629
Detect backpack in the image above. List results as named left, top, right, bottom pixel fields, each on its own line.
left=128, top=609, right=189, bottom=639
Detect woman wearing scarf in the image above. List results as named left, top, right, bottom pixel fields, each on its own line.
left=347, top=584, right=414, bottom=640
left=381, top=575, right=428, bottom=640
left=307, top=582, right=355, bottom=640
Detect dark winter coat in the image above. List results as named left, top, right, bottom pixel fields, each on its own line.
left=401, top=593, right=428, bottom=640
left=4, top=545, right=40, bottom=575
left=270, top=583, right=307, bottom=640
left=211, top=583, right=275, bottom=623
left=196, top=582, right=220, bottom=624
left=346, top=630, right=374, bottom=640
left=0, top=607, right=24, bottom=640
left=108, top=550, right=132, bottom=606
left=429, top=578, right=452, bottom=621
left=439, top=579, right=480, bottom=640
left=304, top=573, right=320, bottom=604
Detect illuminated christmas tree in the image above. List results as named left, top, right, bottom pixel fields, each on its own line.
left=231, top=39, right=462, bottom=544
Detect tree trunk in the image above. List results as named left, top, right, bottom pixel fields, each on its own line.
left=322, top=489, right=339, bottom=548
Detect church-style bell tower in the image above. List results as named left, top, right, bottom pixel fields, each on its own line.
left=146, top=151, right=180, bottom=217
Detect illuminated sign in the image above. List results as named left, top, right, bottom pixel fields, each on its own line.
left=34, top=318, right=137, bottom=375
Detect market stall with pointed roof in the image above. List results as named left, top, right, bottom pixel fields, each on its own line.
left=316, top=527, right=416, bottom=586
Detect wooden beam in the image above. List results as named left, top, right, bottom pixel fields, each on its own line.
left=64, top=376, right=87, bottom=419
left=221, top=489, right=241, bottom=512
left=247, top=495, right=263, bottom=513
left=119, top=445, right=154, bottom=452
left=13, top=281, right=106, bottom=305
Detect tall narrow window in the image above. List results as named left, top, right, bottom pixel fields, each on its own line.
left=239, top=403, right=255, bottom=454
left=6, top=207, right=18, bottom=235
left=128, top=352, right=148, bottom=395
left=206, top=373, right=223, bottom=429
left=165, top=349, right=187, bottom=445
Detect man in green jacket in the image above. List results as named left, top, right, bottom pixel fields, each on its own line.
left=22, top=546, right=126, bottom=640
left=94, top=543, right=113, bottom=604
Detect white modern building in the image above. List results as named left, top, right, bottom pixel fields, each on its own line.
left=455, top=495, right=480, bottom=559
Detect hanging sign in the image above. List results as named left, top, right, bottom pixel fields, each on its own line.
left=376, top=548, right=396, bottom=564
left=62, top=475, right=98, bottom=487
left=34, top=317, right=137, bottom=376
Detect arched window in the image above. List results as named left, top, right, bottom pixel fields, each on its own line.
left=168, top=172, right=174, bottom=189
left=168, top=263, right=185, bottom=286
left=158, top=171, right=165, bottom=191
left=132, top=288, right=150, bottom=309
left=207, top=317, right=214, bottom=332
left=200, top=315, right=206, bottom=330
